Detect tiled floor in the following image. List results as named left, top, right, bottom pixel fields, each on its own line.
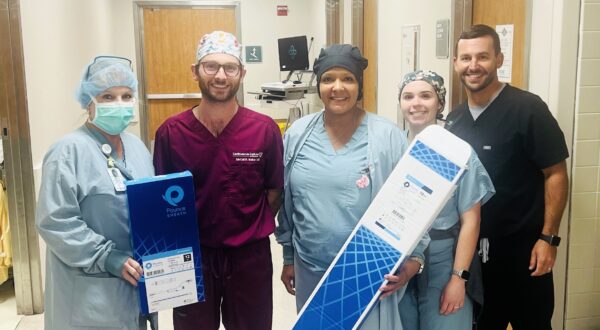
left=0, top=236, right=296, bottom=330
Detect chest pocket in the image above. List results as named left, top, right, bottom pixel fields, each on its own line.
left=479, top=136, right=518, bottom=172
left=224, top=152, right=265, bottom=201
left=343, top=169, right=372, bottom=210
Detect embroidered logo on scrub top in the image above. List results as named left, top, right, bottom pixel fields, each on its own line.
left=232, top=152, right=263, bottom=163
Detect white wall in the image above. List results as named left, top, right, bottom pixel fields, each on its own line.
left=377, top=0, right=452, bottom=124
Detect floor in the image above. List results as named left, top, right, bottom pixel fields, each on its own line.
left=0, top=235, right=297, bottom=329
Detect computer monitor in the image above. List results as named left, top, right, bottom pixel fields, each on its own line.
left=278, top=36, right=309, bottom=72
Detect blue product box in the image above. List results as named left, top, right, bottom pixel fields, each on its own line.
left=126, top=171, right=205, bottom=314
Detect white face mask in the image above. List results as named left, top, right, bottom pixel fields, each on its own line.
left=91, top=101, right=135, bottom=135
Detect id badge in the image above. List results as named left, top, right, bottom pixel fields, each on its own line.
left=108, top=167, right=126, bottom=192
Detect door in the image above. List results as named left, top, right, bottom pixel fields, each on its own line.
left=362, top=0, right=377, bottom=113
left=134, top=2, right=240, bottom=147
left=450, top=0, right=529, bottom=109
left=472, top=0, right=528, bottom=89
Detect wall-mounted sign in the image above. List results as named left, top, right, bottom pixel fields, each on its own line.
left=435, top=19, right=450, bottom=59
left=277, top=5, right=288, bottom=16
left=496, top=24, right=514, bottom=83
left=245, top=46, right=262, bottom=63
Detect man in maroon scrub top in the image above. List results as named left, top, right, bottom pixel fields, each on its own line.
left=153, top=31, right=284, bottom=330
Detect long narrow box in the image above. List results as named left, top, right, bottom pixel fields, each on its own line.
left=294, top=125, right=472, bottom=330
left=126, top=171, right=205, bottom=314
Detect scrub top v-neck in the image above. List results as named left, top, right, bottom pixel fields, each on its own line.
left=289, top=114, right=372, bottom=270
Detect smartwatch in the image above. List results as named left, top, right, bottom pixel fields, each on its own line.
left=452, top=269, right=470, bottom=281
left=540, top=233, right=561, bottom=247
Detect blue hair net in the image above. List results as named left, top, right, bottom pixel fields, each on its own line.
left=75, top=56, right=138, bottom=109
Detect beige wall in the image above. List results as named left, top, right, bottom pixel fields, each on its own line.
left=377, top=0, right=452, bottom=124
left=565, top=0, right=600, bottom=328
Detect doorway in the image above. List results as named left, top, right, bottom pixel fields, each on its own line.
left=133, top=1, right=241, bottom=148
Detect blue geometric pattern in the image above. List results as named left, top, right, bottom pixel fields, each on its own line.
left=409, top=140, right=459, bottom=181
left=132, top=234, right=205, bottom=302
left=294, top=226, right=401, bottom=330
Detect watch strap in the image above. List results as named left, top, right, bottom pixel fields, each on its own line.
left=540, top=233, right=561, bottom=247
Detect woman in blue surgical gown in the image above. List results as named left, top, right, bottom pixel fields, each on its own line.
left=36, top=56, right=154, bottom=330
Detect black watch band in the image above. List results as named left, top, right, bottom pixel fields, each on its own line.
left=540, top=233, right=561, bottom=247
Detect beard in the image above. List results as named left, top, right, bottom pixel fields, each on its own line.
left=460, top=69, right=497, bottom=93
left=198, top=76, right=240, bottom=103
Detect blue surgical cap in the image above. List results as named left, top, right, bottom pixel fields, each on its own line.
left=75, top=56, right=138, bottom=109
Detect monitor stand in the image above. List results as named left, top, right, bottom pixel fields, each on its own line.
left=281, top=70, right=295, bottom=84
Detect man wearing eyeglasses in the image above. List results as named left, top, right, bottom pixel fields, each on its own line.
left=153, top=31, right=284, bottom=330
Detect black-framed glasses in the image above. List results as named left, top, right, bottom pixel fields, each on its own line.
left=198, top=61, right=241, bottom=77
left=85, top=56, right=133, bottom=80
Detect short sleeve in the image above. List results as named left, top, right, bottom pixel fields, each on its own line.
left=457, top=152, right=496, bottom=214
left=522, top=97, right=569, bottom=169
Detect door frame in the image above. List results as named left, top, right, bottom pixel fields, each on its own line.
left=133, top=1, right=242, bottom=147
left=0, top=0, right=44, bottom=315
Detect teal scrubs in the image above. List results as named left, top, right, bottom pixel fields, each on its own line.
left=36, top=125, right=154, bottom=330
left=289, top=115, right=371, bottom=273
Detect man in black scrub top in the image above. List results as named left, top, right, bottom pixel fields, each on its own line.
left=446, top=24, right=569, bottom=330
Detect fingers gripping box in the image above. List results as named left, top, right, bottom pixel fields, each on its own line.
left=126, top=171, right=205, bottom=314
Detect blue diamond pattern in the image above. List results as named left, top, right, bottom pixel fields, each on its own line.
left=294, top=226, right=401, bottom=330
left=410, top=140, right=459, bottom=181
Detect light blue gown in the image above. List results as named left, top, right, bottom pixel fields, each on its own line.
left=36, top=125, right=154, bottom=330
left=276, top=111, right=429, bottom=330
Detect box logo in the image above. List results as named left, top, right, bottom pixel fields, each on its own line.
left=163, top=185, right=184, bottom=207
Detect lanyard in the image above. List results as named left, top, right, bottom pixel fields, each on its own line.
left=100, top=143, right=133, bottom=180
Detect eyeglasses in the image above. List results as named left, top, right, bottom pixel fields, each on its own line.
left=198, top=61, right=241, bottom=77
left=85, top=56, right=133, bottom=80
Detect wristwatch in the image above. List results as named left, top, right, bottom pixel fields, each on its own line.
left=452, top=269, right=470, bottom=281
left=409, top=256, right=425, bottom=274
left=540, top=233, right=561, bottom=247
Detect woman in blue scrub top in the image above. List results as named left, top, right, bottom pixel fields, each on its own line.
left=276, top=44, right=428, bottom=330
left=36, top=56, right=155, bottom=330
left=397, top=70, right=495, bottom=330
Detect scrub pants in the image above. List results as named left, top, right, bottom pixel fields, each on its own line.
left=399, top=238, right=473, bottom=330
left=478, top=235, right=554, bottom=330
left=173, top=238, right=273, bottom=330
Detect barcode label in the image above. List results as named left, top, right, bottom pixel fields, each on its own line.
left=146, top=269, right=164, bottom=277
